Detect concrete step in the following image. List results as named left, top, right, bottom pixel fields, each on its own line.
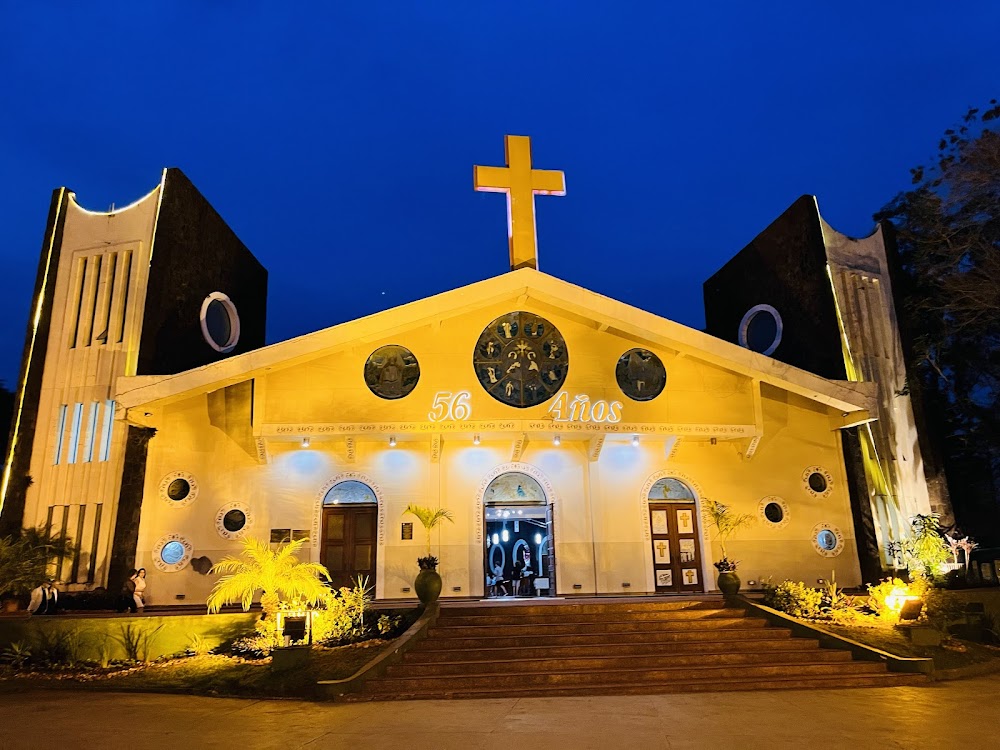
left=353, top=672, right=928, bottom=701
left=404, top=636, right=822, bottom=663
left=428, top=616, right=766, bottom=638
left=366, top=660, right=889, bottom=694
left=438, top=607, right=747, bottom=627
left=387, top=648, right=854, bottom=677
left=441, top=599, right=721, bottom=617
left=416, top=626, right=791, bottom=650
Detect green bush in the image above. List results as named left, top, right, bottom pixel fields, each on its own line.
left=763, top=580, right=824, bottom=618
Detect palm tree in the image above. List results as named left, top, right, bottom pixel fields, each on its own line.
left=403, top=504, right=454, bottom=558
left=206, top=537, right=331, bottom=617
left=701, top=498, right=755, bottom=563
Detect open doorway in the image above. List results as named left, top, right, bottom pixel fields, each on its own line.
left=483, top=471, right=555, bottom=598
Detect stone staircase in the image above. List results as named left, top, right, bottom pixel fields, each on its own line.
left=360, top=599, right=927, bottom=700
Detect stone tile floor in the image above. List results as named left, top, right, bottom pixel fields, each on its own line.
left=0, top=676, right=994, bottom=749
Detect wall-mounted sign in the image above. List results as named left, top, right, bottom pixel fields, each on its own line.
left=547, top=391, right=623, bottom=424
left=401, top=522, right=413, bottom=540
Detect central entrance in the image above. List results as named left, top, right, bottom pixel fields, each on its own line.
left=320, top=480, right=378, bottom=590
left=483, top=471, right=555, bottom=597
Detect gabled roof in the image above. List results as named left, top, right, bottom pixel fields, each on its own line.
left=116, top=268, right=874, bottom=415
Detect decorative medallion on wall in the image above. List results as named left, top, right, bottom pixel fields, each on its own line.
left=802, top=466, right=834, bottom=498
left=159, top=471, right=199, bottom=507
left=364, top=344, right=420, bottom=399
left=811, top=523, right=845, bottom=557
left=758, top=496, right=790, bottom=528
left=215, top=501, right=253, bottom=541
left=153, top=533, right=194, bottom=572
left=615, top=348, right=666, bottom=401
left=473, top=311, right=568, bottom=408
left=738, top=304, right=783, bottom=356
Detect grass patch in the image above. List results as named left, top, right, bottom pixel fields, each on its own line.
left=820, top=621, right=1000, bottom=670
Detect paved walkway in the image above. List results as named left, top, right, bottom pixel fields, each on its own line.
left=1, top=677, right=995, bottom=749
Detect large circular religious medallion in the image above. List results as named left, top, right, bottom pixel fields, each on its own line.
left=615, top=348, right=666, bottom=401
left=474, top=312, right=568, bottom=408
left=364, top=345, right=420, bottom=399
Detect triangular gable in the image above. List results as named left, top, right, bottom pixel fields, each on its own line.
left=116, top=268, right=874, bottom=416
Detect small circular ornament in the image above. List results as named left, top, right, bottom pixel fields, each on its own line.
left=812, top=523, right=845, bottom=557
left=153, top=533, right=194, bottom=572
left=159, top=471, right=199, bottom=507
left=215, top=502, right=253, bottom=540
left=364, top=345, right=420, bottom=399
left=616, top=348, right=667, bottom=401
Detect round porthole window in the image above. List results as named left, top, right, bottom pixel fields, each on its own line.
left=758, top=496, right=789, bottom=528
left=153, top=533, right=193, bottom=572
left=738, top=304, right=783, bottom=356
left=811, top=523, right=845, bottom=557
left=159, top=471, right=199, bottom=507
left=215, top=501, right=253, bottom=541
left=802, top=466, right=833, bottom=498
left=200, top=292, right=241, bottom=353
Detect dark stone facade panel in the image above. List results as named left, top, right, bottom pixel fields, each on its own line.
left=107, top=426, right=156, bottom=594
left=841, top=428, right=882, bottom=583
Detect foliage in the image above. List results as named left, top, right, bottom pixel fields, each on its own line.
left=886, top=514, right=951, bottom=578
left=207, top=536, right=331, bottom=615
left=187, top=633, right=212, bottom=656
left=377, top=614, right=403, bottom=635
left=0, top=640, right=31, bottom=669
left=403, top=504, right=454, bottom=558
left=875, top=102, right=1000, bottom=539
left=866, top=577, right=909, bottom=621
left=944, top=533, right=979, bottom=569
left=417, top=555, right=438, bottom=571
left=712, top=558, right=738, bottom=573
left=115, top=622, right=164, bottom=663
left=700, top=498, right=755, bottom=563
left=311, top=577, right=372, bottom=645
left=0, top=525, right=75, bottom=597
left=762, top=580, right=824, bottom=618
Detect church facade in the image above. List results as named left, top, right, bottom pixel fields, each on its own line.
left=0, top=137, right=948, bottom=604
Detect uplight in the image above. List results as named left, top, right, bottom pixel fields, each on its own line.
left=553, top=434, right=561, bottom=446
left=631, top=436, right=639, bottom=447
left=473, top=434, right=481, bottom=445
left=301, top=437, right=310, bottom=449
left=389, top=436, right=396, bottom=447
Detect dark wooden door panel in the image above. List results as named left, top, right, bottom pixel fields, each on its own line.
left=322, top=506, right=377, bottom=590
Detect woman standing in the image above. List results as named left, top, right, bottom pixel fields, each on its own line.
left=133, top=568, right=147, bottom=612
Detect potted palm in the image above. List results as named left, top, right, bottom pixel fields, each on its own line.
left=207, top=536, right=331, bottom=662
left=403, top=504, right=454, bottom=604
left=701, top=498, right=755, bottom=596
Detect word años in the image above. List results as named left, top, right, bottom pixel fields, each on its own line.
left=547, top=392, right=623, bottom=423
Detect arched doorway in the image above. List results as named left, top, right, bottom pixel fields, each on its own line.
left=483, top=471, right=555, bottom=597
left=321, top=479, right=378, bottom=590
left=647, top=477, right=705, bottom=594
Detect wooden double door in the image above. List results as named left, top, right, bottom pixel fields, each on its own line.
left=649, top=501, right=704, bottom=593
left=322, top=506, right=377, bottom=590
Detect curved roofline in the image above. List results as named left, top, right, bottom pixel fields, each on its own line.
left=66, top=174, right=163, bottom=216
left=811, top=195, right=881, bottom=243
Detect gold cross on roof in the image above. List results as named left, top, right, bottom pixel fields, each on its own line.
left=474, top=135, right=566, bottom=271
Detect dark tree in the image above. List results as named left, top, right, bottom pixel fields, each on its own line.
left=875, top=101, right=1000, bottom=544
left=0, top=381, right=14, bottom=466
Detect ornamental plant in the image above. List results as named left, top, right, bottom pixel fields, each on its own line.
left=0, top=525, right=75, bottom=599
left=762, top=580, right=824, bottom=618
left=403, top=504, right=454, bottom=567
left=886, top=514, right=951, bottom=578
left=700, top=498, right=755, bottom=569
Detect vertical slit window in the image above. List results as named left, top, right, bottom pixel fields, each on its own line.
left=70, top=257, right=87, bottom=348
left=85, top=254, right=102, bottom=346
left=95, top=252, right=115, bottom=345
left=53, top=404, right=68, bottom=465
left=99, top=400, right=115, bottom=462
left=70, top=505, right=86, bottom=583
left=87, top=503, right=103, bottom=584
left=67, top=403, right=83, bottom=463
left=83, top=401, right=99, bottom=462
left=118, top=251, right=132, bottom=343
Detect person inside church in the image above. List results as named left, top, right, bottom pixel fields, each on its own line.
left=513, top=550, right=535, bottom=596
left=488, top=564, right=508, bottom=597
left=27, top=580, right=58, bottom=615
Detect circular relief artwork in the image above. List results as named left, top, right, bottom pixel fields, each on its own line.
left=615, top=348, right=666, bottom=401
left=159, top=471, right=199, bottom=507
left=153, top=533, right=194, bottom=572
left=200, top=292, right=241, bottom=353
left=802, top=466, right=833, bottom=498
left=215, top=501, right=253, bottom=541
left=758, top=495, right=789, bottom=528
left=811, top=523, right=845, bottom=557
left=364, top=345, right=420, bottom=400
left=474, top=312, right=568, bottom=408
left=738, top=304, right=783, bottom=356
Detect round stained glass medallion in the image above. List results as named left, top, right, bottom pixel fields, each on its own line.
left=474, top=312, right=568, bottom=408
left=364, top=345, right=420, bottom=400
left=167, top=479, right=190, bottom=502
left=223, top=509, right=246, bottom=532
left=161, top=541, right=185, bottom=565
left=616, top=348, right=666, bottom=401
left=153, top=533, right=193, bottom=572
left=811, top=523, right=845, bottom=557
left=215, top=502, right=253, bottom=541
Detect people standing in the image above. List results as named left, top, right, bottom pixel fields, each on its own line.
left=119, top=569, right=138, bottom=613
left=27, top=580, right=58, bottom=615
left=133, top=568, right=147, bottom=612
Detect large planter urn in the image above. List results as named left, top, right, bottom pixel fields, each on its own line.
left=717, top=571, right=741, bottom=596
left=414, top=557, right=443, bottom=604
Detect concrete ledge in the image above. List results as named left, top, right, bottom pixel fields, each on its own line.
left=738, top=598, right=935, bottom=676
left=318, top=603, right=439, bottom=698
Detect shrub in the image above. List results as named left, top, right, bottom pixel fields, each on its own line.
left=763, top=580, right=823, bottom=618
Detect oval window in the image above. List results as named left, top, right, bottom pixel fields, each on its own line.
left=738, top=304, right=783, bottom=356
left=808, top=472, right=828, bottom=494
left=816, top=529, right=838, bottom=552
left=764, top=502, right=784, bottom=524
left=167, top=478, right=191, bottom=502
left=223, top=509, right=247, bottom=533
left=200, top=292, right=241, bottom=353
left=160, top=540, right=186, bottom=565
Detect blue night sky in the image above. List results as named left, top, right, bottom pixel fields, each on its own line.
left=1, top=3, right=998, bottom=384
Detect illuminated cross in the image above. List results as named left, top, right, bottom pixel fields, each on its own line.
left=474, top=135, right=566, bottom=271
left=656, top=542, right=668, bottom=558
